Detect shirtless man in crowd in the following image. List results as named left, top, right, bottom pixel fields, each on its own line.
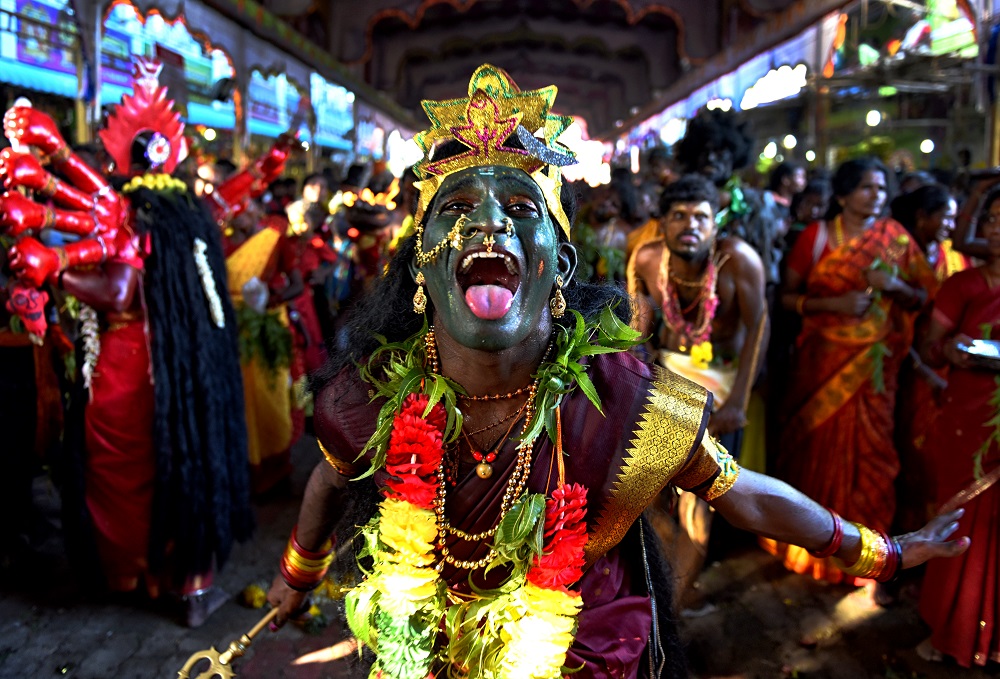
left=628, top=173, right=768, bottom=609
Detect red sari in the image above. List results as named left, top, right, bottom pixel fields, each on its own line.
left=895, top=239, right=971, bottom=531
left=85, top=317, right=157, bottom=592
left=765, top=218, right=936, bottom=583
left=919, top=268, right=1000, bottom=668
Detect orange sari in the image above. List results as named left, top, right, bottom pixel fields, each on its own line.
left=764, top=218, right=936, bottom=583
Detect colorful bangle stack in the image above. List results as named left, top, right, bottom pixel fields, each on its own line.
left=877, top=529, right=903, bottom=582
left=834, top=522, right=902, bottom=582
left=279, top=526, right=335, bottom=592
left=807, top=508, right=844, bottom=558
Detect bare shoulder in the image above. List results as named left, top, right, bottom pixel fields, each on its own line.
left=719, top=236, right=764, bottom=274
left=632, top=239, right=663, bottom=276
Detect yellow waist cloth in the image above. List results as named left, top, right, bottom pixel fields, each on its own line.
left=659, top=350, right=737, bottom=409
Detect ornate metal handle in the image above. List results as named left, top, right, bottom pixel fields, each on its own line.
left=177, top=608, right=280, bottom=679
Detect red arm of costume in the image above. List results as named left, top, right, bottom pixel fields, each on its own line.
left=3, top=107, right=122, bottom=213
left=0, top=108, right=126, bottom=284
left=60, top=262, right=141, bottom=313
left=209, top=136, right=293, bottom=224
left=8, top=233, right=121, bottom=288
left=0, top=192, right=102, bottom=237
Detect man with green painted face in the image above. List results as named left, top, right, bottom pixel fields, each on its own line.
left=265, top=66, right=968, bottom=679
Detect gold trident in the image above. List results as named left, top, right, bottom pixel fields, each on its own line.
left=177, top=608, right=279, bottom=679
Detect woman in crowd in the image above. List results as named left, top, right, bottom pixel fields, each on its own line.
left=917, top=187, right=1000, bottom=668
left=891, top=184, right=969, bottom=530
left=764, top=158, right=937, bottom=583
left=225, top=200, right=296, bottom=495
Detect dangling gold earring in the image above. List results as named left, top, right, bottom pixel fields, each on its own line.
left=549, top=274, right=566, bottom=318
left=413, top=271, right=427, bottom=314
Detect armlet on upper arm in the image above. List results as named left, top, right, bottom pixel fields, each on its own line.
left=673, top=435, right=741, bottom=501
left=318, top=439, right=362, bottom=478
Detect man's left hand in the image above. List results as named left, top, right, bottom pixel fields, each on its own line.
left=708, top=402, right=746, bottom=437
left=897, top=509, right=970, bottom=569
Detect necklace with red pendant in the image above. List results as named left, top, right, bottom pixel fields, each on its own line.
left=460, top=398, right=528, bottom=480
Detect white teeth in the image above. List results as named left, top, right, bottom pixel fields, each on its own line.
left=459, top=251, right=518, bottom=274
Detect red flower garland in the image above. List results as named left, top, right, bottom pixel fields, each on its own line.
left=526, top=483, right=588, bottom=591
left=384, top=393, right=447, bottom=509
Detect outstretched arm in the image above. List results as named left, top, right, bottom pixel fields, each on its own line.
left=711, top=469, right=969, bottom=569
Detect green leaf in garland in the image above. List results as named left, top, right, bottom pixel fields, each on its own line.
left=575, top=371, right=602, bottom=414
left=236, top=305, right=292, bottom=380
left=344, top=581, right=380, bottom=649
left=486, top=493, right=545, bottom=576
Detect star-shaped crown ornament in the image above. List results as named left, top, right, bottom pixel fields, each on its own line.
left=413, top=64, right=577, bottom=238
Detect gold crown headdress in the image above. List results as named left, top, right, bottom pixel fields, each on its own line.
left=413, top=64, right=577, bottom=238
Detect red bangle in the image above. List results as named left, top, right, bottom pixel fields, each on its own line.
left=875, top=530, right=901, bottom=582
left=808, top=508, right=844, bottom=558
left=280, top=525, right=335, bottom=592
left=290, top=525, right=334, bottom=560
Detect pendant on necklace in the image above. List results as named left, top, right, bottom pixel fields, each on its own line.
left=471, top=449, right=497, bottom=479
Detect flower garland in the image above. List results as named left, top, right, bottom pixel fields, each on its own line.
left=345, top=393, right=447, bottom=679
left=657, top=246, right=720, bottom=351
left=192, top=237, right=225, bottom=329
left=345, top=308, right=640, bottom=679
left=80, top=303, right=101, bottom=391
left=501, top=483, right=588, bottom=677
left=122, top=172, right=187, bottom=194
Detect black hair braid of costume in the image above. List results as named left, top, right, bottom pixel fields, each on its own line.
left=130, top=186, right=253, bottom=579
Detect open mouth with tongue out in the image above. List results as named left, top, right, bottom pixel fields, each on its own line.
left=456, top=248, right=521, bottom=320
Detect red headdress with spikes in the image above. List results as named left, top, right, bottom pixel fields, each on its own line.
left=99, top=57, right=186, bottom=176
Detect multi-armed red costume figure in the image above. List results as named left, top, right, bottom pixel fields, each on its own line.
left=0, top=58, right=289, bottom=626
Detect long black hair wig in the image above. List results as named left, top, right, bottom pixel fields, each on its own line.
left=129, top=185, right=254, bottom=581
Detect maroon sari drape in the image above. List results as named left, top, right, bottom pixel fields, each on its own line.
left=315, top=350, right=713, bottom=678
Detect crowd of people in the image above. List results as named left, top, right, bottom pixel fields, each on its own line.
left=0, top=59, right=994, bottom=676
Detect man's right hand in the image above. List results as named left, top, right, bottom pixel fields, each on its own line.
left=266, top=575, right=309, bottom=629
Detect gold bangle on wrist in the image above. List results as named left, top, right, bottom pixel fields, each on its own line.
left=834, top=522, right=890, bottom=579
left=795, top=295, right=807, bottom=315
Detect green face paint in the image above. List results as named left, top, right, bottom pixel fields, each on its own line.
left=413, top=166, right=575, bottom=351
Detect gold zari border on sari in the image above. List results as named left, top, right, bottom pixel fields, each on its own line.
left=584, top=366, right=709, bottom=568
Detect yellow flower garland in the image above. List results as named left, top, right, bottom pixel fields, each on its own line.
left=122, top=172, right=187, bottom=194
